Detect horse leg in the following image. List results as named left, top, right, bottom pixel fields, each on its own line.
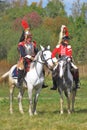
left=33, top=86, right=42, bottom=115
left=9, top=84, right=14, bottom=114
left=18, top=87, right=25, bottom=114
left=27, top=85, right=33, bottom=116
left=67, top=92, right=71, bottom=114
left=60, top=92, right=64, bottom=114
left=72, top=90, right=76, bottom=112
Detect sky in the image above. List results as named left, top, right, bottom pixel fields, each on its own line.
left=28, top=0, right=87, bottom=16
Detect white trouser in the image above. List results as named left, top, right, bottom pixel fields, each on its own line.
left=71, top=62, right=78, bottom=69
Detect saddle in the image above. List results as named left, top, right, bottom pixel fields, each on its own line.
left=12, top=58, right=32, bottom=79
left=12, top=67, right=18, bottom=78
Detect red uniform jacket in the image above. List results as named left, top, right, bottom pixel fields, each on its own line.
left=52, top=43, right=72, bottom=59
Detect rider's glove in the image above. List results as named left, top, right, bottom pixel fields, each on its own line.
left=52, top=57, right=58, bottom=63
left=67, top=57, right=71, bottom=62
left=25, top=55, right=34, bottom=60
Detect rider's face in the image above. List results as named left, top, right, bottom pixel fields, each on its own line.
left=64, top=40, right=69, bottom=44
left=26, top=37, right=32, bottom=43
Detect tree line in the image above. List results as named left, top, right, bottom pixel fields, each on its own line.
left=0, top=0, right=87, bottom=64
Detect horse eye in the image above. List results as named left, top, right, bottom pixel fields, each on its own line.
left=43, top=54, right=46, bottom=57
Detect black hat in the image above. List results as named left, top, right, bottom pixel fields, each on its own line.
left=62, top=36, right=70, bottom=40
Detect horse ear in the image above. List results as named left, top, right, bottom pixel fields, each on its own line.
left=40, top=45, right=44, bottom=51
left=47, top=45, right=50, bottom=50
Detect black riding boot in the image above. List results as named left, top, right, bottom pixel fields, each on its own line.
left=74, top=69, right=80, bottom=89
left=17, top=69, right=24, bottom=88
left=50, top=70, right=57, bottom=90
left=42, top=69, right=48, bottom=88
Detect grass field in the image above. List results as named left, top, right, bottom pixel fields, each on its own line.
left=0, top=77, right=87, bottom=130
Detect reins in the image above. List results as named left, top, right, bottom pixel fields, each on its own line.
left=41, top=50, right=53, bottom=70
left=32, top=49, right=52, bottom=78
left=34, top=50, right=53, bottom=70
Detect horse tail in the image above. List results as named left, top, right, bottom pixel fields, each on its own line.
left=0, top=71, right=9, bottom=83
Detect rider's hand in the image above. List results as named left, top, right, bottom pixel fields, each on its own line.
left=67, top=57, right=71, bottom=62
left=25, top=55, right=34, bottom=61
left=30, top=56, right=34, bottom=61
left=52, top=57, right=58, bottom=63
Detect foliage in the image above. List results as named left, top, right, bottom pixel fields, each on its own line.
left=71, top=0, right=87, bottom=23
left=23, top=11, right=42, bottom=29
left=13, top=11, right=42, bottom=31
left=29, top=2, right=46, bottom=17
left=53, top=16, right=69, bottom=34
left=45, top=0, right=66, bottom=18
left=13, top=17, right=22, bottom=31
left=43, top=17, right=54, bottom=31
left=0, top=0, right=10, bottom=12
left=7, top=45, right=19, bottom=64
left=10, top=0, right=28, bottom=7
left=32, top=26, right=54, bottom=49
left=0, top=44, right=7, bottom=59
left=0, top=0, right=87, bottom=63
left=43, top=16, right=69, bottom=34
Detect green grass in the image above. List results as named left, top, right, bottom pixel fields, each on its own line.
left=0, top=78, right=87, bottom=130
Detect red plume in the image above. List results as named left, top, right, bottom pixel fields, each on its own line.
left=64, top=27, right=69, bottom=37
left=21, top=19, right=29, bottom=30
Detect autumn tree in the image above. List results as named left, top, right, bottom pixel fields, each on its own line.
left=23, top=12, right=42, bottom=29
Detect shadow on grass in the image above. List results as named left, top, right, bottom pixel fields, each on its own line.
left=38, top=110, right=60, bottom=115
left=75, top=109, right=87, bottom=113
left=39, top=108, right=87, bottom=115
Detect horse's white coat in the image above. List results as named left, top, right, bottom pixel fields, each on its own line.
left=0, top=46, right=53, bottom=116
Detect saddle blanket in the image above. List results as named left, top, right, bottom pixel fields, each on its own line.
left=12, top=67, right=18, bottom=79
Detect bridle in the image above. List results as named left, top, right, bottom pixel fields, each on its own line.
left=40, top=49, right=53, bottom=70
left=33, top=49, right=53, bottom=79
left=58, top=56, right=71, bottom=78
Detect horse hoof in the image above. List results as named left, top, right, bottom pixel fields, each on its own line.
left=68, top=111, right=71, bottom=114
left=30, top=113, right=33, bottom=116
left=34, top=112, right=38, bottom=115
left=60, top=111, right=63, bottom=114
left=10, top=111, right=13, bottom=114
left=20, top=110, right=24, bottom=114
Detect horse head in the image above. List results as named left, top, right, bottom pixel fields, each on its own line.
left=40, top=45, right=53, bottom=70
left=58, top=56, right=68, bottom=78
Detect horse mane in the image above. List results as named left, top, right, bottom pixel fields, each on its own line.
left=66, top=62, right=73, bottom=81
left=30, top=51, right=42, bottom=69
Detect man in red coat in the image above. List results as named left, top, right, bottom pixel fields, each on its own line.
left=51, top=36, right=80, bottom=90
left=52, top=36, right=72, bottom=60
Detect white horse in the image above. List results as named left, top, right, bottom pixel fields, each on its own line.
left=0, top=45, right=53, bottom=116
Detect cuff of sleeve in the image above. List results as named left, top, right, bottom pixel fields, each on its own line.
left=52, top=57, right=58, bottom=63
